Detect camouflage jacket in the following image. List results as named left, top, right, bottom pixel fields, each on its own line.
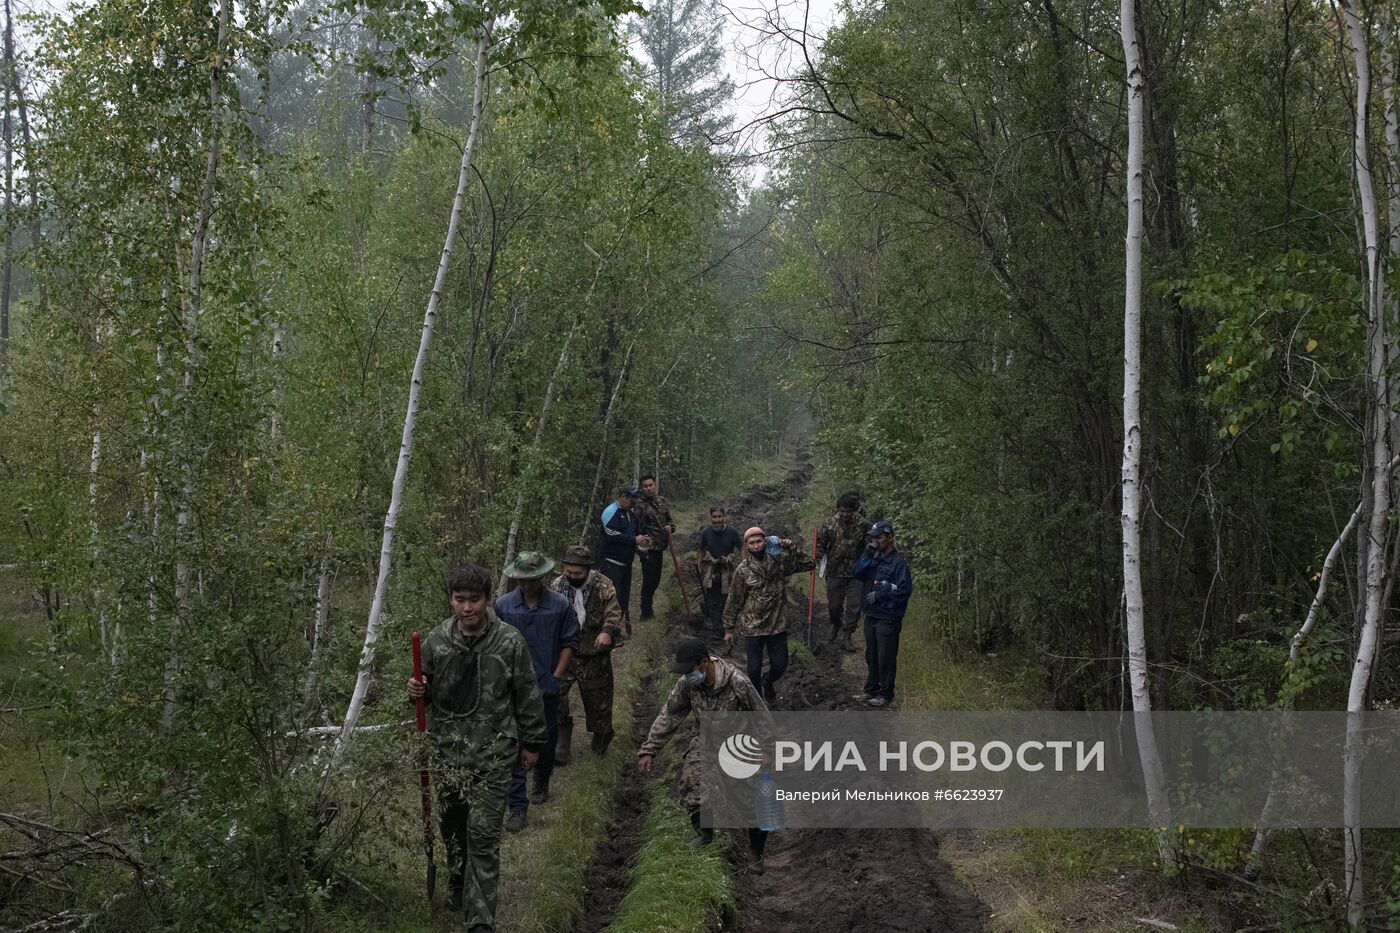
left=635, top=493, right=673, bottom=553
left=638, top=657, right=768, bottom=757
left=420, top=610, right=548, bottom=771
left=548, top=570, right=624, bottom=658
left=722, top=548, right=817, bottom=637
left=699, top=551, right=739, bottom=593
left=815, top=514, right=866, bottom=578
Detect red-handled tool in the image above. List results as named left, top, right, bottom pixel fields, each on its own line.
left=807, top=528, right=818, bottom=648
left=411, top=631, right=437, bottom=900
left=666, top=531, right=695, bottom=628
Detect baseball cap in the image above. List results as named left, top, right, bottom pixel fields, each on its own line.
left=670, top=637, right=710, bottom=673
left=867, top=520, right=894, bottom=536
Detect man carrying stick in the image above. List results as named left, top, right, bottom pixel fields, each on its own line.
left=407, top=564, right=547, bottom=932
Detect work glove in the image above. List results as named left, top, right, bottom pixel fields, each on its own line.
left=865, top=590, right=881, bottom=606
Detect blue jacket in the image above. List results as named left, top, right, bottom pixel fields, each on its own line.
left=494, top=588, right=580, bottom=697
left=599, top=502, right=641, bottom=565
left=851, top=547, right=913, bottom=622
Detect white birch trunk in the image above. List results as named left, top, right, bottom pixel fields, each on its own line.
left=1340, top=5, right=1392, bottom=925
left=88, top=416, right=104, bottom=657
left=1119, top=0, right=1174, bottom=867
left=165, top=0, right=232, bottom=733
left=1291, top=501, right=1367, bottom=664
left=302, top=532, right=335, bottom=709
left=500, top=324, right=577, bottom=593
left=333, top=27, right=492, bottom=761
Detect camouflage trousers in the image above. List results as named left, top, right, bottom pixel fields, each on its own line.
left=826, top=575, right=864, bottom=635
left=557, top=653, right=615, bottom=736
left=436, top=765, right=510, bottom=929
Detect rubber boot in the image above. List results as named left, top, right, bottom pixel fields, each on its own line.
left=554, top=720, right=574, bottom=766
left=840, top=630, right=856, bottom=653
left=746, top=828, right=768, bottom=874
left=688, top=811, right=715, bottom=847
left=827, top=623, right=841, bottom=645
left=590, top=729, right=614, bottom=756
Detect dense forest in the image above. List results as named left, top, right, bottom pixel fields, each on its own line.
left=3, top=0, right=1400, bottom=929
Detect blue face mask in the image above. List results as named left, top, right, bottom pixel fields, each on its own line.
left=685, top=668, right=706, bottom=686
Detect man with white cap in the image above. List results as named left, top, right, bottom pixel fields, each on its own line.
left=722, top=525, right=816, bottom=703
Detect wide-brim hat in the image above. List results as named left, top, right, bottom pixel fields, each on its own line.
left=503, top=550, right=555, bottom=580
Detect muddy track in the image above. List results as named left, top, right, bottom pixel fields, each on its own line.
left=731, top=628, right=989, bottom=932
left=580, top=448, right=986, bottom=931
left=576, top=664, right=658, bottom=933
left=706, top=449, right=989, bottom=932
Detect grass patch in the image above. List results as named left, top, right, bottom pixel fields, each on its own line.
left=496, top=605, right=666, bottom=933
left=608, top=755, right=735, bottom=933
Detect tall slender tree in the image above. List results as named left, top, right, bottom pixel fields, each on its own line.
left=632, top=0, right=734, bottom=146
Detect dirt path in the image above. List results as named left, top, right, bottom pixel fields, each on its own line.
left=694, top=451, right=989, bottom=932
left=732, top=633, right=989, bottom=933
left=575, top=667, right=658, bottom=933
left=579, top=450, right=987, bottom=932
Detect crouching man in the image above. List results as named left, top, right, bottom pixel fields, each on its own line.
left=637, top=637, right=774, bottom=874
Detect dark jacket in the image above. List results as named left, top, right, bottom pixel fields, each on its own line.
left=599, top=501, right=641, bottom=566
left=494, top=588, right=580, bottom=697
left=851, top=547, right=913, bottom=622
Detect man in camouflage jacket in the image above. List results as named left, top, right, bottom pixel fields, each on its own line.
left=635, top=474, right=675, bottom=620
left=407, top=564, right=546, bottom=933
left=549, top=545, right=625, bottom=761
left=815, top=491, right=866, bottom=651
left=723, top=526, right=816, bottom=702
left=637, top=637, right=774, bottom=873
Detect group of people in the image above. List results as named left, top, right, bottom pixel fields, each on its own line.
left=404, top=484, right=913, bottom=932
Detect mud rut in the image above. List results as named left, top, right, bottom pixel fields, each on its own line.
left=578, top=450, right=988, bottom=932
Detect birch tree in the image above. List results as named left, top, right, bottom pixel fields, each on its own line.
left=334, top=24, right=492, bottom=759
left=1337, top=3, right=1392, bottom=925
left=1119, top=0, right=1174, bottom=867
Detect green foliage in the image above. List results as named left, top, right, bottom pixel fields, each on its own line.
left=607, top=757, right=735, bottom=933
left=1173, top=252, right=1363, bottom=462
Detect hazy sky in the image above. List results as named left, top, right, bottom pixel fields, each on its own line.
left=721, top=0, right=844, bottom=146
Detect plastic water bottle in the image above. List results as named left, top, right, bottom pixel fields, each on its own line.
left=765, top=535, right=785, bottom=557
left=755, top=769, right=784, bottom=831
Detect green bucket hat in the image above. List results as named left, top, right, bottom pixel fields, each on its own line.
left=503, top=550, right=555, bottom=581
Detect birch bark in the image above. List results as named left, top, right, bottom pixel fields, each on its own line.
left=334, top=26, right=492, bottom=761
left=164, top=0, right=232, bottom=732
left=1339, top=5, right=1392, bottom=924
left=1119, top=0, right=1173, bottom=867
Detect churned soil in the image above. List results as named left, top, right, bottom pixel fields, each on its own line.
left=687, top=451, right=989, bottom=932
left=575, top=666, right=657, bottom=933
left=730, top=631, right=989, bottom=933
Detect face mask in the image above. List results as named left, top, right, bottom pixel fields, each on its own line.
left=685, top=668, right=706, bottom=686
left=568, top=576, right=585, bottom=588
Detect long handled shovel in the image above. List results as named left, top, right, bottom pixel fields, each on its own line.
left=666, top=531, right=695, bottom=628
left=411, top=631, right=437, bottom=900
left=806, top=528, right=818, bottom=649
